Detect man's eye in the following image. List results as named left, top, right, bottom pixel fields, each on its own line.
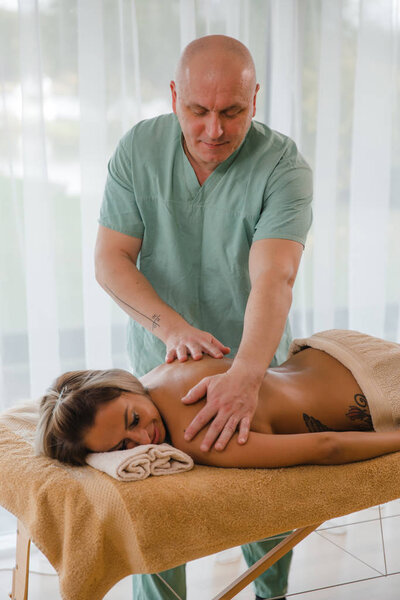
left=225, top=110, right=241, bottom=118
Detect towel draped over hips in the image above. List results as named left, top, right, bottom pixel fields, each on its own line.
left=288, top=329, right=400, bottom=432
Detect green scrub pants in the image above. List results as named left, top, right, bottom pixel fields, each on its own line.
left=132, top=534, right=292, bottom=599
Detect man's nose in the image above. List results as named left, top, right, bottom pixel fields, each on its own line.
left=205, top=113, right=223, bottom=139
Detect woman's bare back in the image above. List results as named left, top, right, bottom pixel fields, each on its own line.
left=265, top=348, right=373, bottom=434
left=140, top=347, right=373, bottom=446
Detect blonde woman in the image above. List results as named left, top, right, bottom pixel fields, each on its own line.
left=36, top=330, right=400, bottom=469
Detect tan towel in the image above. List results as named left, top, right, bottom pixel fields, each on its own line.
left=86, top=443, right=193, bottom=481
left=288, top=329, right=400, bottom=432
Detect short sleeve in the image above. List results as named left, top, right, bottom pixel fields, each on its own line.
left=253, top=150, right=313, bottom=246
left=99, top=132, right=145, bottom=238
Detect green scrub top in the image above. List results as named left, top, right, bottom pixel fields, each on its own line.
left=100, top=114, right=313, bottom=376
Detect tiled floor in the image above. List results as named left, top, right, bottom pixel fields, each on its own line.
left=2, top=500, right=400, bottom=599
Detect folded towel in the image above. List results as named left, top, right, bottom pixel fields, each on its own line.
left=288, top=329, right=400, bottom=432
left=86, top=443, right=194, bottom=481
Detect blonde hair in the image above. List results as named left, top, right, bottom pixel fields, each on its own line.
left=35, top=369, right=149, bottom=466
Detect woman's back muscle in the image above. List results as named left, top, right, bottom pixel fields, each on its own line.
left=140, top=347, right=372, bottom=450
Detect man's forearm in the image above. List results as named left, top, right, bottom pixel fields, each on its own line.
left=232, top=271, right=293, bottom=381
left=182, top=271, right=295, bottom=450
left=96, top=253, right=187, bottom=343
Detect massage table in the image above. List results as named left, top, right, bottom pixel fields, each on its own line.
left=2, top=412, right=400, bottom=600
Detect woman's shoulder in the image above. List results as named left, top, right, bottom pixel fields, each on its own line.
left=140, top=357, right=232, bottom=448
left=140, top=356, right=232, bottom=393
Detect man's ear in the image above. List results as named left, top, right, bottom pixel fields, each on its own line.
left=252, top=83, right=260, bottom=117
left=170, top=81, right=177, bottom=114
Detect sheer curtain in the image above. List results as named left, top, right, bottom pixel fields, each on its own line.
left=1, top=0, right=399, bottom=409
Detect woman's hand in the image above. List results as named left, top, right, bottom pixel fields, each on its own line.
left=164, top=326, right=230, bottom=363
left=181, top=365, right=262, bottom=451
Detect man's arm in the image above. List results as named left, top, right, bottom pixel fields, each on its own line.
left=95, top=225, right=230, bottom=361
left=182, top=238, right=303, bottom=451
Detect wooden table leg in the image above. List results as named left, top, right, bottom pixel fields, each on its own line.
left=212, top=523, right=321, bottom=600
left=9, top=520, right=31, bottom=600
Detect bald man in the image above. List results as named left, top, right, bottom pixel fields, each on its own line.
left=96, top=35, right=312, bottom=600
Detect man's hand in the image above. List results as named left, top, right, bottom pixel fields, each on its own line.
left=181, top=366, right=262, bottom=451
left=165, top=326, right=230, bottom=363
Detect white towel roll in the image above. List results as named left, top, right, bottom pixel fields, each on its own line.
left=86, top=443, right=194, bottom=481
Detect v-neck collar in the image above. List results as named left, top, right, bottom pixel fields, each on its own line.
left=180, top=130, right=249, bottom=201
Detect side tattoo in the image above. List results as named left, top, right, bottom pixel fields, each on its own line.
left=345, top=394, right=373, bottom=431
left=104, top=284, right=161, bottom=329
left=303, top=413, right=334, bottom=432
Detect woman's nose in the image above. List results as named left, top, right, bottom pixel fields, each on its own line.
left=131, top=428, right=151, bottom=446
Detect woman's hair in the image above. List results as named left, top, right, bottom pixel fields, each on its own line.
left=35, top=368, right=149, bottom=466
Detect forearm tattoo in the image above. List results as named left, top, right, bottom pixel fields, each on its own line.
left=105, top=284, right=161, bottom=330
left=345, top=394, right=373, bottom=430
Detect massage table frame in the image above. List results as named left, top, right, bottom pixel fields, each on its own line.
left=10, top=519, right=320, bottom=600
left=6, top=499, right=398, bottom=600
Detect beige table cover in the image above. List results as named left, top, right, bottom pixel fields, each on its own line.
left=1, top=416, right=400, bottom=600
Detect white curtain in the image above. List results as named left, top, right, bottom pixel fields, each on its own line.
left=1, top=0, right=400, bottom=410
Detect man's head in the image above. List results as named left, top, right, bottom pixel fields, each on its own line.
left=170, top=35, right=259, bottom=178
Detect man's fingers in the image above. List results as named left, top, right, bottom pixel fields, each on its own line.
left=202, top=342, right=224, bottom=358
left=238, top=416, right=251, bottom=444
left=186, top=343, right=204, bottom=361
left=183, top=404, right=217, bottom=441
left=165, top=348, right=177, bottom=363
left=181, top=379, right=209, bottom=405
left=164, top=330, right=230, bottom=364
left=176, top=344, right=188, bottom=362
left=200, top=336, right=230, bottom=359
left=214, top=415, right=240, bottom=451
left=212, top=339, right=231, bottom=355
left=199, top=413, right=230, bottom=452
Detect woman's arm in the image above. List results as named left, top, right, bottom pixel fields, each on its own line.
left=175, top=428, right=400, bottom=468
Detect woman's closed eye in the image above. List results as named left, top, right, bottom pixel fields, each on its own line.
left=120, top=412, right=139, bottom=450
left=129, top=411, right=139, bottom=429
left=112, top=412, right=140, bottom=451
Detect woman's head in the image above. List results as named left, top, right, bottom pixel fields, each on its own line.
left=35, top=369, right=166, bottom=466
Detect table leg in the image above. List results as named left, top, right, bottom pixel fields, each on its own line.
left=213, top=523, right=321, bottom=600
left=9, top=520, right=31, bottom=600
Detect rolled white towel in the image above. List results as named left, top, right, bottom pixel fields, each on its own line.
left=86, top=443, right=194, bottom=481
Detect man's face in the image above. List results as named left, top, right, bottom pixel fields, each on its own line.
left=171, top=64, right=259, bottom=175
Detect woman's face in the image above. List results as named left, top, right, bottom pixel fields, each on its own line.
left=83, top=392, right=166, bottom=452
